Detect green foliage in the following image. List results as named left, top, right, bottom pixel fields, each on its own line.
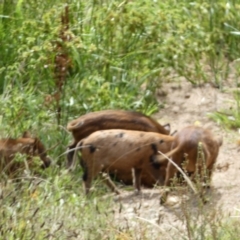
left=210, top=89, right=240, bottom=129
left=2, top=0, right=240, bottom=126
left=1, top=0, right=240, bottom=238
left=215, top=218, right=240, bottom=240
left=0, top=174, right=117, bottom=239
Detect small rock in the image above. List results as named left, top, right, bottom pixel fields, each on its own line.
left=157, top=89, right=168, bottom=97
left=165, top=196, right=179, bottom=206
left=172, top=106, right=180, bottom=114
left=216, top=162, right=230, bottom=172
left=143, top=202, right=150, bottom=208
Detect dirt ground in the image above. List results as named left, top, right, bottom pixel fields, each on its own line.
left=112, top=80, right=240, bottom=239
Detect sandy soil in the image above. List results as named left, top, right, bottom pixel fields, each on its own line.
left=112, top=80, right=240, bottom=239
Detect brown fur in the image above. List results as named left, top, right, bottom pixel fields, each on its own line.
left=78, top=129, right=175, bottom=195
left=0, top=132, right=51, bottom=177
left=66, top=110, right=170, bottom=172
left=156, top=126, right=222, bottom=203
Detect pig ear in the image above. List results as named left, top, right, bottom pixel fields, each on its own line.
left=163, top=123, right=171, bottom=135
left=22, top=131, right=31, bottom=138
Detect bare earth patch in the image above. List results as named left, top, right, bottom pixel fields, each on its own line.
left=111, top=80, right=240, bottom=239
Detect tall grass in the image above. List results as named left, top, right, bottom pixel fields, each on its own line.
left=1, top=0, right=240, bottom=239
left=0, top=173, right=118, bottom=239
left=1, top=0, right=240, bottom=124
left=1, top=1, right=240, bottom=120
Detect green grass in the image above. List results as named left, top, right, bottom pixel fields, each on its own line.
left=209, top=89, right=240, bottom=129
left=1, top=0, right=240, bottom=239
left=0, top=171, right=118, bottom=239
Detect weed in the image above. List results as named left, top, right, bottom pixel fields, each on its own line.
left=1, top=0, right=240, bottom=239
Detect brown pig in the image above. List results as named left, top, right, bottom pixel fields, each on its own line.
left=66, top=110, right=170, bottom=170
left=77, top=129, right=174, bottom=195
